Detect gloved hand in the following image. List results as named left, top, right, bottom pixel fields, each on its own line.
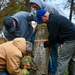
left=44, top=41, right=50, bottom=48
left=23, top=65, right=37, bottom=71
left=23, top=69, right=29, bottom=75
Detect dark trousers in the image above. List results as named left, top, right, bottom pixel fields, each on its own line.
left=48, top=43, right=59, bottom=75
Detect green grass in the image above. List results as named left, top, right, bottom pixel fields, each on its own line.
left=64, top=66, right=68, bottom=75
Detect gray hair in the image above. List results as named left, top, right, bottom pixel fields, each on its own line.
left=26, top=41, right=33, bottom=52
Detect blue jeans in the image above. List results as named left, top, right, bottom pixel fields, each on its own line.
left=0, top=71, right=10, bottom=75
left=48, top=43, right=59, bottom=75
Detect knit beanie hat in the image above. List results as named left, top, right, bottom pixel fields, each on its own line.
left=3, top=16, right=16, bottom=32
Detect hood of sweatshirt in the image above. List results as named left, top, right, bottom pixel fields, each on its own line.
left=13, top=38, right=26, bottom=56
left=29, top=0, right=45, bottom=9
left=29, top=0, right=66, bottom=16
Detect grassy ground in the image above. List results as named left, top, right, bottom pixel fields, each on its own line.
left=65, top=66, right=68, bottom=75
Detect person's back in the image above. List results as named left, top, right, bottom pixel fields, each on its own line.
left=46, top=13, right=75, bottom=44
left=0, top=38, right=26, bottom=75
left=2, top=11, right=37, bottom=41
left=0, top=41, right=22, bottom=71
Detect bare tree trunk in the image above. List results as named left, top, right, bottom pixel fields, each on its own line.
left=0, top=0, right=4, bottom=11
left=25, top=0, right=31, bottom=12
left=69, top=0, right=74, bottom=21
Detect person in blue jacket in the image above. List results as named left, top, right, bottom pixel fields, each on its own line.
left=2, top=11, right=37, bottom=44
left=29, top=0, right=66, bottom=75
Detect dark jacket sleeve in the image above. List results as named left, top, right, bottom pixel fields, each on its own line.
left=45, top=21, right=59, bottom=47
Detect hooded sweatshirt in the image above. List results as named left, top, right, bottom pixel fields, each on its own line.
left=0, top=38, right=26, bottom=75
left=3, top=11, right=37, bottom=41
left=29, top=0, right=65, bottom=16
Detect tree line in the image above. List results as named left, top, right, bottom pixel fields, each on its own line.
left=0, top=0, right=75, bottom=30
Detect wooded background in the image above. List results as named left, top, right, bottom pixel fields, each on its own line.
left=0, top=0, right=75, bottom=30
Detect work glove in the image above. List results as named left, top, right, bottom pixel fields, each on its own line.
left=23, top=69, right=29, bottom=75
left=44, top=41, right=50, bottom=48
left=23, top=65, right=37, bottom=71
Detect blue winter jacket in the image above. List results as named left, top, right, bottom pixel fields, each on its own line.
left=3, top=11, right=37, bottom=41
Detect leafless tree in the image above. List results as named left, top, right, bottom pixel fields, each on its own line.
left=0, top=0, right=8, bottom=11
left=64, top=0, right=75, bottom=21
left=69, top=0, right=74, bottom=21
left=25, top=0, right=31, bottom=12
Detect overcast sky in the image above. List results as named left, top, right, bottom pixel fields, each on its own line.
left=5, top=0, right=75, bottom=23
left=46, top=0, right=75, bottom=23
